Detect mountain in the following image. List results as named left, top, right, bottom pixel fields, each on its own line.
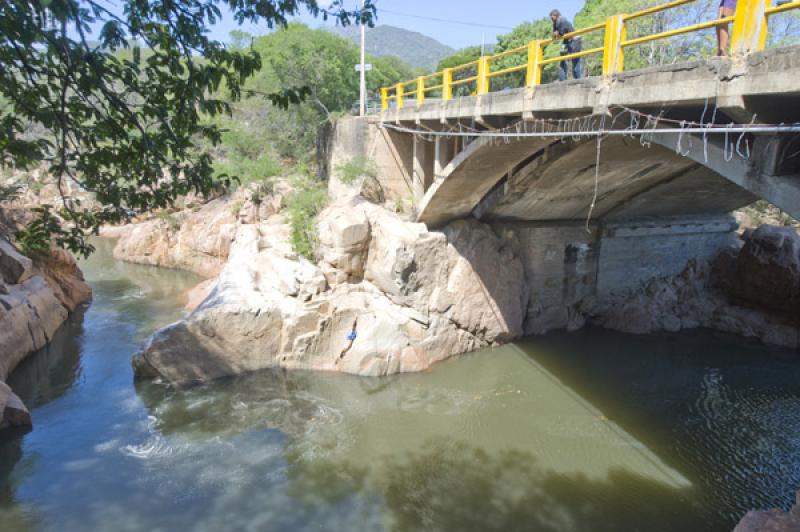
left=330, top=24, right=454, bottom=71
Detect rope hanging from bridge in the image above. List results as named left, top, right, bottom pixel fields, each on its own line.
left=380, top=104, right=800, bottom=232
left=379, top=109, right=800, bottom=143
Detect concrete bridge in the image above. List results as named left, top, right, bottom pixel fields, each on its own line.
left=377, top=47, right=800, bottom=230
left=330, top=46, right=800, bottom=333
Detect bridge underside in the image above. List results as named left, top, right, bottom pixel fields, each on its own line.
left=364, top=46, right=800, bottom=228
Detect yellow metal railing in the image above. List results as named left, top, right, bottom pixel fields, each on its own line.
left=381, top=0, right=800, bottom=110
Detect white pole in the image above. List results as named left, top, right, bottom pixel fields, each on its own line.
left=359, top=0, right=366, bottom=116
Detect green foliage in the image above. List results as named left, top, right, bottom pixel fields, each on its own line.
left=0, top=0, right=375, bottom=255
left=286, top=177, right=328, bottom=260
left=0, top=183, right=22, bottom=203
left=14, top=205, right=89, bottom=258
left=437, top=46, right=483, bottom=71
left=218, top=24, right=414, bottom=167
left=436, top=46, right=483, bottom=96
left=155, top=211, right=181, bottom=231
left=230, top=200, right=243, bottom=217
left=492, top=19, right=559, bottom=87
left=337, top=156, right=377, bottom=185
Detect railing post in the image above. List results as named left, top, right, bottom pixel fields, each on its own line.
left=526, top=40, right=543, bottom=87
left=395, top=83, right=404, bottom=109
left=443, top=68, right=453, bottom=101
left=380, top=87, right=389, bottom=111
left=603, top=14, right=626, bottom=76
left=731, top=0, right=771, bottom=56
left=416, top=76, right=425, bottom=106
left=477, top=56, right=490, bottom=95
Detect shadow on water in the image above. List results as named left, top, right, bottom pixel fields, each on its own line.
left=133, top=366, right=707, bottom=532
left=6, top=305, right=87, bottom=411
left=377, top=439, right=702, bottom=532
left=521, top=327, right=800, bottom=528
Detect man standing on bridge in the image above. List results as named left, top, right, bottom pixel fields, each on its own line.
left=550, top=9, right=584, bottom=81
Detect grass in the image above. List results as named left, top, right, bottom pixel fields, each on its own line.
left=155, top=211, right=181, bottom=231
left=230, top=200, right=243, bottom=217
left=285, top=176, right=328, bottom=261
left=337, top=156, right=377, bottom=186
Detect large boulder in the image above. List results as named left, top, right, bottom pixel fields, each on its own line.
left=732, top=226, right=800, bottom=317
left=0, top=236, right=91, bottom=381
left=0, top=237, right=33, bottom=285
left=133, top=198, right=529, bottom=383
left=108, top=193, right=239, bottom=278
left=318, top=202, right=371, bottom=284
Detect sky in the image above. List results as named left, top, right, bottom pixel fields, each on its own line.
left=209, top=0, right=589, bottom=50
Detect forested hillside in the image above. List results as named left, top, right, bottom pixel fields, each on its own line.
left=331, top=24, right=453, bottom=70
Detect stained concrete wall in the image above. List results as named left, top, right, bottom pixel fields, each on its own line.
left=497, top=215, right=738, bottom=334
left=328, top=116, right=414, bottom=203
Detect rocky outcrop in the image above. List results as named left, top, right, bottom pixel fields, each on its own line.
left=133, top=196, right=528, bottom=383
left=591, top=226, right=800, bottom=349
left=734, top=490, right=800, bottom=532
left=0, top=234, right=91, bottom=430
left=730, top=225, right=800, bottom=316
left=104, top=183, right=292, bottom=278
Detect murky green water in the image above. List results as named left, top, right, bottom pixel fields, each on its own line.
left=2, top=238, right=800, bottom=531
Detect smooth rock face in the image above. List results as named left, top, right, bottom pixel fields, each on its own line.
left=0, top=237, right=33, bottom=285
left=134, top=197, right=529, bottom=383
left=0, top=234, right=91, bottom=432
left=107, top=196, right=239, bottom=278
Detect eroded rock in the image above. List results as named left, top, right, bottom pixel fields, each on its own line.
left=133, top=197, right=528, bottom=383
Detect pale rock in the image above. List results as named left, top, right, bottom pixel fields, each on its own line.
left=0, top=276, right=68, bottom=380
left=38, top=246, right=92, bottom=312
left=318, top=201, right=371, bottom=283
left=185, top=278, right=217, bottom=312
left=133, top=198, right=529, bottom=383
left=109, top=193, right=239, bottom=278
left=0, top=237, right=33, bottom=285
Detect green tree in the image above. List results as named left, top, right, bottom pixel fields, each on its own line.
left=0, top=0, right=374, bottom=256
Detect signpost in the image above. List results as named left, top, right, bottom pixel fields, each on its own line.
left=359, top=0, right=366, bottom=117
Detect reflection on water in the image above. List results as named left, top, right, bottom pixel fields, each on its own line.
left=1, top=239, right=800, bottom=531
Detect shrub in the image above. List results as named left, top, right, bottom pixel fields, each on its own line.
left=337, top=156, right=377, bottom=185
left=155, top=211, right=181, bottom=231
left=0, top=183, right=22, bottom=203
left=230, top=200, right=243, bottom=217
left=285, top=179, right=328, bottom=260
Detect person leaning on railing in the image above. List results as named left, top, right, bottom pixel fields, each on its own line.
left=550, top=9, right=583, bottom=81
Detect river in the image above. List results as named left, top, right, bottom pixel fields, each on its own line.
left=1, top=238, right=799, bottom=531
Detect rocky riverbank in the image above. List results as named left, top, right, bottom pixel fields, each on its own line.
left=132, top=193, right=527, bottom=383
left=0, top=232, right=91, bottom=431
left=592, top=225, right=799, bottom=349
left=122, top=175, right=800, bottom=384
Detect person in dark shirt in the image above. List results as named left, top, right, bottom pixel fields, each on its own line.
left=550, top=9, right=584, bottom=81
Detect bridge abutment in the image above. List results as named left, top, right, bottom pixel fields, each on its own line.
left=495, top=215, right=739, bottom=334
